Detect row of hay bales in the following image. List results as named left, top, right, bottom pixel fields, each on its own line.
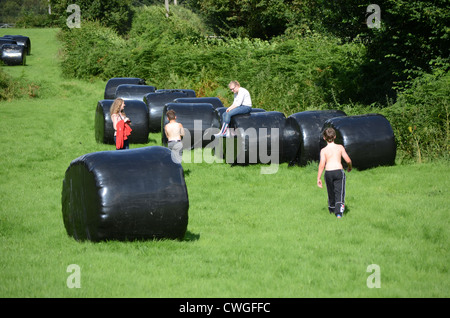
left=63, top=77, right=396, bottom=242
left=0, top=35, right=30, bottom=66
left=95, top=77, right=396, bottom=170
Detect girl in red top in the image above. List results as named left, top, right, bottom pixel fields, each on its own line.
left=110, top=98, right=132, bottom=150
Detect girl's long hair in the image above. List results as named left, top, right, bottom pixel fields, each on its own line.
left=110, top=98, right=125, bottom=117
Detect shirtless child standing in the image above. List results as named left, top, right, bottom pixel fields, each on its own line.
left=317, top=127, right=352, bottom=218
left=164, top=110, right=185, bottom=164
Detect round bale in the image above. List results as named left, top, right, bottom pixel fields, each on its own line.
left=321, top=114, right=396, bottom=170
left=215, top=107, right=266, bottom=126
left=3, top=35, right=31, bottom=55
left=156, top=89, right=196, bottom=97
left=95, top=99, right=149, bottom=145
left=143, top=91, right=191, bottom=133
left=1, top=44, right=26, bottom=65
left=286, top=110, right=347, bottom=166
left=218, top=111, right=288, bottom=165
left=104, top=77, right=146, bottom=99
left=162, top=103, right=220, bottom=149
left=0, top=38, right=17, bottom=46
left=61, top=146, right=189, bottom=241
left=174, top=97, right=224, bottom=109
left=115, top=84, right=156, bottom=101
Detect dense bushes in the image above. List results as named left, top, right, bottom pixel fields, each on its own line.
left=49, top=0, right=134, bottom=35
left=56, top=4, right=449, bottom=162
left=57, top=21, right=128, bottom=80
left=58, top=6, right=366, bottom=112
left=381, top=70, right=449, bottom=161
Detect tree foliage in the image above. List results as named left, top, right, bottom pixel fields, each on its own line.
left=189, top=0, right=315, bottom=39
left=187, top=0, right=449, bottom=102
left=49, top=0, right=134, bottom=35
left=0, top=0, right=51, bottom=26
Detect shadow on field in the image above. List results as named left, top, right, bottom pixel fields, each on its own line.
left=183, top=231, right=200, bottom=242
left=344, top=204, right=351, bottom=216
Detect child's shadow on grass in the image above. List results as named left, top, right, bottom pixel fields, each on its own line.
left=344, top=204, right=351, bottom=216
left=183, top=231, right=200, bottom=242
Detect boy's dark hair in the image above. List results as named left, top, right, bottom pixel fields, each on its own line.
left=167, top=109, right=176, bottom=120
left=323, top=127, right=336, bottom=143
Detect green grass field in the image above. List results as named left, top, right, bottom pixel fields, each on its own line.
left=0, top=28, right=448, bottom=298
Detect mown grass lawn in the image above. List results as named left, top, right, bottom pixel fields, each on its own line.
left=0, top=28, right=448, bottom=299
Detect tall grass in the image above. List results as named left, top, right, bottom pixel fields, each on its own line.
left=0, top=28, right=448, bottom=299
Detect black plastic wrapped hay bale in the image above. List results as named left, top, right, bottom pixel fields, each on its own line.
left=215, top=107, right=266, bottom=125
left=143, top=91, right=191, bottom=132
left=321, top=114, right=396, bottom=170
left=217, top=111, right=289, bottom=165
left=104, top=77, right=146, bottom=99
left=286, top=110, right=347, bottom=166
left=174, top=97, right=224, bottom=109
left=61, top=146, right=189, bottom=241
left=162, top=103, right=220, bottom=149
left=156, top=89, right=196, bottom=97
left=95, top=99, right=149, bottom=145
left=3, top=35, right=31, bottom=55
left=114, top=84, right=156, bottom=101
left=1, top=44, right=26, bottom=66
left=0, top=38, right=17, bottom=46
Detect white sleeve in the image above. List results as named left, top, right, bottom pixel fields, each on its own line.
left=232, top=88, right=252, bottom=107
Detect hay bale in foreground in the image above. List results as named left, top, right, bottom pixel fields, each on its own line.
left=61, top=146, right=189, bottom=241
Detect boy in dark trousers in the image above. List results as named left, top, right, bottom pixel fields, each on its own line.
left=317, top=127, right=352, bottom=218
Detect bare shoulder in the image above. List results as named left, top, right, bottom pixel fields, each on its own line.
left=338, top=144, right=348, bottom=152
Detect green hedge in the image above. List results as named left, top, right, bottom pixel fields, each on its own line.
left=381, top=69, right=449, bottom=162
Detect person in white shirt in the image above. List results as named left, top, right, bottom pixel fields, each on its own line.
left=215, top=81, right=252, bottom=137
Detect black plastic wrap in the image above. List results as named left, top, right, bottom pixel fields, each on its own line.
left=143, top=91, right=191, bottom=132
left=162, top=103, right=220, bottom=149
left=114, top=84, right=156, bottom=101
left=104, top=77, right=146, bottom=99
left=286, top=110, right=347, bottom=166
left=61, top=146, right=189, bottom=241
left=174, top=97, right=224, bottom=109
left=217, top=111, right=290, bottom=165
left=321, top=114, right=396, bottom=170
left=0, top=44, right=26, bottom=65
left=214, top=107, right=266, bottom=126
left=156, top=89, right=196, bottom=97
left=0, top=38, right=17, bottom=46
left=2, top=35, right=30, bottom=55
left=95, top=99, right=149, bottom=145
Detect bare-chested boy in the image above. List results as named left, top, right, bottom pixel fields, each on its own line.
left=164, top=110, right=185, bottom=164
left=317, top=127, right=352, bottom=218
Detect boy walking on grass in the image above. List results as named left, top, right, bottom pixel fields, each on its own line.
left=317, top=127, right=352, bottom=218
